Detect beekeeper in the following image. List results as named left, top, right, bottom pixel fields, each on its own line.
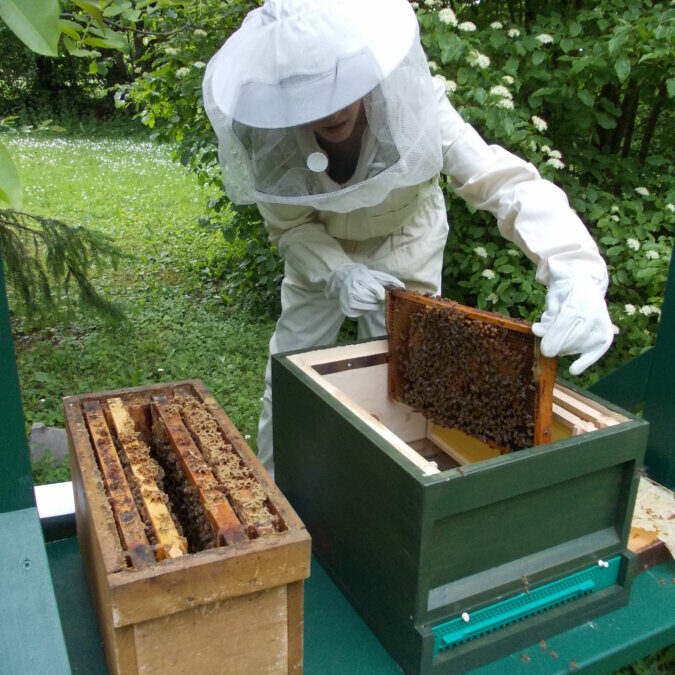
left=203, top=0, right=613, bottom=476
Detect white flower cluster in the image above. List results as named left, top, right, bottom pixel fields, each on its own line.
left=458, top=21, right=477, bottom=32
left=507, top=249, right=521, bottom=257
left=474, top=246, right=488, bottom=259
left=624, top=304, right=636, bottom=315
left=411, top=2, right=419, bottom=8
left=192, top=61, right=206, bottom=69
left=481, top=269, right=496, bottom=280
left=176, top=67, right=190, bottom=78
left=427, top=60, right=439, bottom=72
left=610, top=214, right=620, bottom=222
left=645, top=250, right=660, bottom=260
left=666, top=203, right=675, bottom=212
left=612, top=324, right=620, bottom=335
left=490, top=21, right=503, bottom=29
left=194, top=28, right=207, bottom=38
left=468, top=50, right=491, bottom=69
left=531, top=115, right=548, bottom=132
left=640, top=305, right=661, bottom=317
left=486, top=292, right=499, bottom=304
left=434, top=74, right=456, bottom=94
left=438, top=8, right=457, bottom=26
left=165, top=46, right=178, bottom=55
left=502, top=75, right=514, bottom=84
left=489, top=85, right=512, bottom=99
left=635, top=187, right=650, bottom=197
left=497, top=98, right=514, bottom=109
left=424, top=0, right=440, bottom=7
left=535, top=33, right=554, bottom=44
left=541, top=145, right=564, bottom=167
left=626, top=238, right=641, bottom=251
left=507, top=28, right=520, bottom=38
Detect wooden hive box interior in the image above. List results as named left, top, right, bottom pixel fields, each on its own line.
left=287, top=340, right=629, bottom=475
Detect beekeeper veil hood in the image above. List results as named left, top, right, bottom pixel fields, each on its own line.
left=203, top=0, right=442, bottom=213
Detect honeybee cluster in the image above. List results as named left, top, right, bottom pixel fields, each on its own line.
left=399, top=306, right=536, bottom=450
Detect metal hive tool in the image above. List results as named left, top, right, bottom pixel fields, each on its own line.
left=386, top=289, right=557, bottom=452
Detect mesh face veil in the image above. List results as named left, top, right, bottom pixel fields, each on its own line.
left=203, top=0, right=443, bottom=213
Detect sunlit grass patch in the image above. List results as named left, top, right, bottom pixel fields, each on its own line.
left=6, top=128, right=274, bottom=482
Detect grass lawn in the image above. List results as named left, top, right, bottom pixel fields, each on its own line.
left=6, top=128, right=275, bottom=483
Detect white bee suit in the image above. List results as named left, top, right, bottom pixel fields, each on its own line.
left=202, top=0, right=613, bottom=477
left=254, top=79, right=611, bottom=476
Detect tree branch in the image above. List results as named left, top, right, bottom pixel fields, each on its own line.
left=60, top=12, right=189, bottom=37
left=638, top=80, right=667, bottom=162
left=610, top=79, right=640, bottom=155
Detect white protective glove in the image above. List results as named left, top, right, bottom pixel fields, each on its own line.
left=327, top=263, right=405, bottom=317
left=532, top=264, right=614, bottom=375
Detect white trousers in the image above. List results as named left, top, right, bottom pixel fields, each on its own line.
left=257, top=186, right=449, bottom=476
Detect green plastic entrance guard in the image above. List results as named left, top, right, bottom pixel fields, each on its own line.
left=432, top=557, right=621, bottom=654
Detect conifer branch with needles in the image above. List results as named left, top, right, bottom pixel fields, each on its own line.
left=0, top=209, right=125, bottom=322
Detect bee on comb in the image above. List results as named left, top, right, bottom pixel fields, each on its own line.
left=386, top=289, right=557, bottom=452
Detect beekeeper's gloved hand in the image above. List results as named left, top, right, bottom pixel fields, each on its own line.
left=327, top=263, right=404, bottom=317
left=532, top=266, right=614, bottom=376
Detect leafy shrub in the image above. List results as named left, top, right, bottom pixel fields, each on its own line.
left=419, top=0, right=674, bottom=381
left=122, top=1, right=280, bottom=313
left=0, top=22, right=122, bottom=126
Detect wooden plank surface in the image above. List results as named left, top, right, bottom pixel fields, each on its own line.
left=175, top=390, right=281, bottom=538
left=133, top=586, right=289, bottom=675
left=427, top=424, right=502, bottom=466
left=108, top=530, right=311, bottom=627
left=189, top=378, right=312, bottom=535
left=107, top=398, right=187, bottom=560
left=287, top=581, right=305, bottom=674
left=151, top=400, right=249, bottom=546
left=64, top=397, right=126, bottom=573
left=534, top=345, right=557, bottom=445
left=553, top=403, right=597, bottom=435
left=553, top=387, right=622, bottom=428
left=82, top=402, right=154, bottom=567
left=283, top=356, right=439, bottom=475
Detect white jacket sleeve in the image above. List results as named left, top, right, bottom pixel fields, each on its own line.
left=434, top=78, right=608, bottom=292
left=257, top=201, right=353, bottom=290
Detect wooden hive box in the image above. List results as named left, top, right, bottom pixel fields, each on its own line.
left=272, top=339, right=648, bottom=674
left=64, top=380, right=311, bottom=675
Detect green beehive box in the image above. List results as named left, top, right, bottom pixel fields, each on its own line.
left=272, top=339, right=648, bottom=674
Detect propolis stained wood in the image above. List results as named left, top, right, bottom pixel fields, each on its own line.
left=65, top=380, right=310, bottom=675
